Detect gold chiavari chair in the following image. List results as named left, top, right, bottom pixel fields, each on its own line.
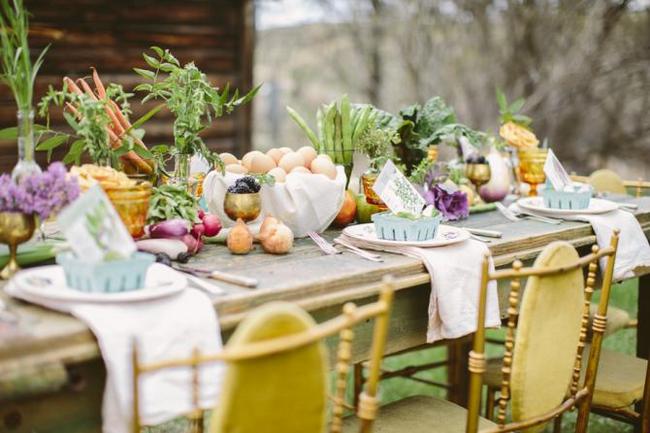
left=131, top=277, right=395, bottom=433
left=345, top=232, right=619, bottom=433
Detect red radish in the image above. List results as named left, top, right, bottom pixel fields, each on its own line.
left=202, top=214, right=222, bottom=237
left=198, top=209, right=206, bottom=220
left=191, top=223, right=205, bottom=239
left=181, top=234, right=201, bottom=254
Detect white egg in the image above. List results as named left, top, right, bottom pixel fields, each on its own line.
left=267, top=167, right=287, bottom=183
left=310, top=156, right=337, bottom=180
left=249, top=154, right=276, bottom=174
left=297, top=146, right=318, bottom=167
left=278, top=152, right=306, bottom=173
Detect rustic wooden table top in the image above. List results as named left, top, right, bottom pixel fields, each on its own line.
left=1, top=195, right=649, bottom=384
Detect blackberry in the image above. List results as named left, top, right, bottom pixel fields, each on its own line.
left=227, top=184, right=252, bottom=194
left=235, top=176, right=261, bottom=193
left=154, top=253, right=172, bottom=267
left=465, top=155, right=487, bottom=164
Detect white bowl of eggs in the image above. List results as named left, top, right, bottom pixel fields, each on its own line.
left=202, top=146, right=346, bottom=238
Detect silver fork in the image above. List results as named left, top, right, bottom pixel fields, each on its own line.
left=307, top=231, right=340, bottom=255
left=496, top=202, right=562, bottom=225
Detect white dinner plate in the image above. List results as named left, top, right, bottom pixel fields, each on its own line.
left=13, top=263, right=187, bottom=303
left=343, top=223, right=470, bottom=248
left=517, top=197, right=619, bottom=216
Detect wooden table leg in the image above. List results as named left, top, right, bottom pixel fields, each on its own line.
left=638, top=274, right=650, bottom=360
left=447, top=338, right=472, bottom=407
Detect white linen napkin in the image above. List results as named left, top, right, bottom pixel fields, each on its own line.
left=510, top=203, right=650, bottom=281
left=5, top=281, right=223, bottom=433
left=338, top=235, right=500, bottom=343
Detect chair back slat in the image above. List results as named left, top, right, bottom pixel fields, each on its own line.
left=497, top=260, right=522, bottom=426
left=330, top=304, right=357, bottom=433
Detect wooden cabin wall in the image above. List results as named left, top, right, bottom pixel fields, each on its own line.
left=0, top=0, right=254, bottom=173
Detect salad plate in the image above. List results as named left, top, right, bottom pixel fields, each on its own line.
left=13, top=263, right=186, bottom=303
left=517, top=197, right=618, bottom=216
left=343, top=223, right=470, bottom=248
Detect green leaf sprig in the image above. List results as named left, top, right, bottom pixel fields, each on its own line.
left=134, top=46, right=261, bottom=174
left=0, top=0, right=48, bottom=111
left=148, top=184, right=198, bottom=224
left=496, top=88, right=532, bottom=128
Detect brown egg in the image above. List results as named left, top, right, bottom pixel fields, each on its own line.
left=226, top=163, right=248, bottom=174
left=290, top=166, right=311, bottom=174
left=266, top=148, right=284, bottom=164
left=278, top=152, right=305, bottom=173
left=278, top=147, right=293, bottom=155
left=242, top=151, right=264, bottom=170
left=310, top=156, right=337, bottom=180
left=317, top=153, right=333, bottom=163
left=249, top=154, right=276, bottom=174
left=219, top=152, right=238, bottom=166
left=297, top=146, right=318, bottom=167
left=267, top=167, right=287, bottom=183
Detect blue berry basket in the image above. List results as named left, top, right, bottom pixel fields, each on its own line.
left=541, top=182, right=592, bottom=210
left=372, top=212, right=442, bottom=242
left=56, top=252, right=155, bottom=293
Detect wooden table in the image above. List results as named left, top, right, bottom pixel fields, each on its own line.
left=2, top=196, right=650, bottom=433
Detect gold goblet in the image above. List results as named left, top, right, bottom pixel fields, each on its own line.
left=465, top=163, right=491, bottom=204
left=0, top=212, right=36, bottom=279
left=224, top=192, right=262, bottom=223
left=518, top=148, right=548, bottom=197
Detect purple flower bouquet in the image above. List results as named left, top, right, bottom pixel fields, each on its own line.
left=0, top=162, right=80, bottom=220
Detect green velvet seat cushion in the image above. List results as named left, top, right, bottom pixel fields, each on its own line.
left=342, top=395, right=497, bottom=433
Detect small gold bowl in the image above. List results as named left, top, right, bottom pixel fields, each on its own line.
left=224, top=192, right=261, bottom=222
left=0, top=212, right=36, bottom=279
left=465, top=163, right=492, bottom=188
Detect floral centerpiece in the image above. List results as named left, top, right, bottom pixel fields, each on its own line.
left=421, top=178, right=469, bottom=222
left=0, top=162, right=79, bottom=278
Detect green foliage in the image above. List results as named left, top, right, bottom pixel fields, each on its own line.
left=496, top=88, right=532, bottom=127
left=0, top=0, right=49, bottom=111
left=134, top=46, right=261, bottom=174
left=38, top=83, right=135, bottom=166
left=148, top=184, right=198, bottom=224
left=356, top=125, right=400, bottom=171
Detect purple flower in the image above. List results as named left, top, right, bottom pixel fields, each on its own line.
left=0, top=163, right=80, bottom=220
left=423, top=183, right=469, bottom=221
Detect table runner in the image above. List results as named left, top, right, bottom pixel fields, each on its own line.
left=510, top=204, right=650, bottom=281
left=5, top=280, right=223, bottom=433
left=338, top=235, right=500, bottom=343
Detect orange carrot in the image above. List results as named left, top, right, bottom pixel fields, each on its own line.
left=91, top=67, right=106, bottom=99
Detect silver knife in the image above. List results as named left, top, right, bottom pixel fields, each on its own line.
left=175, top=265, right=258, bottom=288
left=466, top=228, right=502, bottom=238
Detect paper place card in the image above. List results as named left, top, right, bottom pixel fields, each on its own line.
left=57, top=185, right=136, bottom=263
left=372, top=160, right=425, bottom=215
left=544, top=148, right=572, bottom=191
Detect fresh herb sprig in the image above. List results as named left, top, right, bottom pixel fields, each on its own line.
left=0, top=0, right=48, bottom=111
left=496, top=88, right=532, bottom=128
left=134, top=47, right=261, bottom=174
left=148, top=184, right=198, bottom=224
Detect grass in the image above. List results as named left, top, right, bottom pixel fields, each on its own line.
left=152, top=280, right=640, bottom=432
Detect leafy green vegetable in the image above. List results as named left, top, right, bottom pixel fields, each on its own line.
left=148, top=184, right=198, bottom=224
left=134, top=47, right=261, bottom=175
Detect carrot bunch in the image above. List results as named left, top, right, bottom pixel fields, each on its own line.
left=62, top=68, right=153, bottom=174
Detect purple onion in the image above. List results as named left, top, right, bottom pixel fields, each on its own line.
left=149, top=218, right=190, bottom=238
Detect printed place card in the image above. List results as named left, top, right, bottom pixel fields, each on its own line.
left=544, top=148, right=572, bottom=191
left=372, top=160, right=425, bottom=215
left=57, top=185, right=136, bottom=263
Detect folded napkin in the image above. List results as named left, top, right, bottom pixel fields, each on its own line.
left=339, top=235, right=500, bottom=343
left=5, top=280, right=223, bottom=433
left=510, top=203, right=650, bottom=281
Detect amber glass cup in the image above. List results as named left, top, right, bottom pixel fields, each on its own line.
left=104, top=181, right=153, bottom=238
left=361, top=172, right=388, bottom=210
left=518, top=148, right=548, bottom=196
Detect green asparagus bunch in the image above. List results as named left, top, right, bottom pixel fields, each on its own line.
left=287, top=95, right=377, bottom=169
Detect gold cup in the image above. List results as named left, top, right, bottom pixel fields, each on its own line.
left=0, top=212, right=36, bottom=279
left=465, top=163, right=491, bottom=204
left=224, top=192, right=262, bottom=223
left=518, top=148, right=548, bottom=196
left=104, top=181, right=153, bottom=238
left=361, top=172, right=388, bottom=209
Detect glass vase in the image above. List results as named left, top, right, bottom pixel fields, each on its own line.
left=169, top=153, right=192, bottom=187
left=11, top=109, right=41, bottom=183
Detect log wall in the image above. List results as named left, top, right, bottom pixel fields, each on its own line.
left=0, top=0, right=254, bottom=173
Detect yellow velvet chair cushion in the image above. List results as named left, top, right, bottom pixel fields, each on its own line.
left=509, top=242, right=584, bottom=432
left=588, top=169, right=627, bottom=195
left=342, top=395, right=497, bottom=433
left=209, top=302, right=329, bottom=433
left=582, top=346, right=648, bottom=409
